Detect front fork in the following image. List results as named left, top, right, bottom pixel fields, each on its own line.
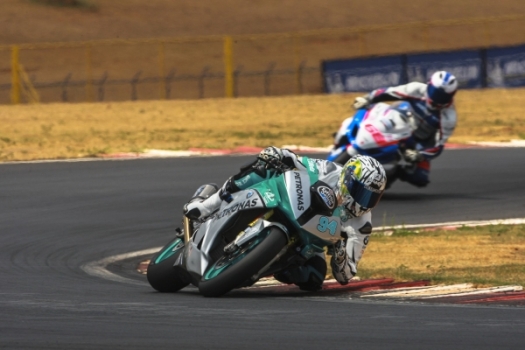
left=183, top=216, right=192, bottom=244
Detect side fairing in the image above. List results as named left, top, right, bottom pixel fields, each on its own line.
left=355, top=103, right=413, bottom=148
left=300, top=214, right=341, bottom=243
left=197, top=190, right=265, bottom=256
left=283, top=170, right=311, bottom=220
left=249, top=179, right=281, bottom=208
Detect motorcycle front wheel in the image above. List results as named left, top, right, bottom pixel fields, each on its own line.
left=198, top=227, right=287, bottom=297
left=147, top=237, right=190, bottom=293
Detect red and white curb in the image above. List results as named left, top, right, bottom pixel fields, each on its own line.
left=82, top=217, right=525, bottom=304
left=81, top=248, right=160, bottom=286
left=101, top=145, right=332, bottom=159
left=101, top=146, right=265, bottom=159
left=248, top=278, right=525, bottom=305
left=360, top=283, right=523, bottom=299
left=4, top=140, right=525, bottom=165
left=101, top=140, right=525, bottom=160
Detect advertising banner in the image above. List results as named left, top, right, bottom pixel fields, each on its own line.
left=322, top=56, right=405, bottom=93
left=322, top=45, right=525, bottom=93
left=486, top=44, right=525, bottom=88
left=406, top=50, right=483, bottom=89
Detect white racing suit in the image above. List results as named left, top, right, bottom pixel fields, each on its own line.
left=184, top=148, right=373, bottom=290
left=358, top=82, right=457, bottom=186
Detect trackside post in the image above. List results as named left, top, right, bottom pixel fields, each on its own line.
left=11, top=45, right=20, bottom=105
left=223, top=36, right=234, bottom=98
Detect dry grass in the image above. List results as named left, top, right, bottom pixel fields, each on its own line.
left=452, top=88, right=525, bottom=142
left=0, top=94, right=343, bottom=161
left=357, top=225, right=525, bottom=287
left=1, top=88, right=525, bottom=161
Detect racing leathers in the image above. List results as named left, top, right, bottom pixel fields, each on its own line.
left=354, top=82, right=457, bottom=187
left=184, top=147, right=374, bottom=290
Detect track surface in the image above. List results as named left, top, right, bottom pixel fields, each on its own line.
left=1, top=148, right=525, bottom=349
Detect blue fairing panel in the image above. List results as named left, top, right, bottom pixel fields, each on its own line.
left=346, top=109, right=368, bottom=142
left=327, top=145, right=346, bottom=161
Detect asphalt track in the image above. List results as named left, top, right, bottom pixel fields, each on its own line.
left=1, top=148, right=525, bottom=350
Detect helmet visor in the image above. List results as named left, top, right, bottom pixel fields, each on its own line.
left=427, top=84, right=454, bottom=107
left=340, top=175, right=384, bottom=210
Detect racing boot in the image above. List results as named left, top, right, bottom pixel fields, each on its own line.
left=183, top=191, right=222, bottom=220
left=274, top=254, right=327, bottom=291
left=330, top=240, right=354, bottom=285
left=398, top=161, right=430, bottom=188
left=183, top=182, right=236, bottom=220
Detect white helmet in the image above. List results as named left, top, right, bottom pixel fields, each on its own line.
left=334, top=155, right=386, bottom=218
left=426, top=71, right=458, bottom=110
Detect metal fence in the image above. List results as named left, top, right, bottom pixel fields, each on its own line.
left=0, top=64, right=319, bottom=103
left=1, top=14, right=525, bottom=104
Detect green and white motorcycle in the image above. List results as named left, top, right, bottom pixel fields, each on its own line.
left=147, top=164, right=343, bottom=297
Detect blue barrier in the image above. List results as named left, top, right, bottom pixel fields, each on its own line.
left=406, top=50, right=483, bottom=89
left=486, top=44, right=525, bottom=87
left=323, top=56, right=405, bottom=93
left=323, top=45, right=525, bottom=93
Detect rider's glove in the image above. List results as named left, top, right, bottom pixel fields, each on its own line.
left=257, top=146, right=290, bottom=172
left=403, top=149, right=424, bottom=163
left=330, top=240, right=354, bottom=285
left=352, top=96, right=371, bottom=110
left=258, top=146, right=284, bottom=164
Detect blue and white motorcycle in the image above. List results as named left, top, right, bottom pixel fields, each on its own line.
left=327, top=101, right=418, bottom=187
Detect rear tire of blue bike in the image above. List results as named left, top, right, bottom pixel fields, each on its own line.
left=333, top=151, right=350, bottom=166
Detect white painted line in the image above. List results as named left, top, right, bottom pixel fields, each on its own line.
left=420, top=285, right=523, bottom=299
left=375, top=218, right=525, bottom=233
left=363, top=283, right=474, bottom=298
left=143, top=149, right=205, bottom=157
left=469, top=140, right=525, bottom=147
left=0, top=152, right=222, bottom=165
left=81, top=247, right=161, bottom=286
left=358, top=284, right=444, bottom=295
left=282, top=145, right=333, bottom=153
left=364, top=284, right=523, bottom=299
left=1, top=157, right=110, bottom=165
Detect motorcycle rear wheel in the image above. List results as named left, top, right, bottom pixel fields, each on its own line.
left=147, top=237, right=190, bottom=293
left=198, top=227, right=287, bottom=297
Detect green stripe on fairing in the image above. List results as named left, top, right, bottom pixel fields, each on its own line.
left=203, top=235, right=265, bottom=280
left=154, top=238, right=183, bottom=264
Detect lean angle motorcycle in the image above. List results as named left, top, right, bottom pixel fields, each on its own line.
left=327, top=101, right=420, bottom=186
left=147, top=162, right=341, bottom=297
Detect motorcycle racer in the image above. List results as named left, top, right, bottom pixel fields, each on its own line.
left=351, top=71, right=458, bottom=187
left=184, top=146, right=386, bottom=291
